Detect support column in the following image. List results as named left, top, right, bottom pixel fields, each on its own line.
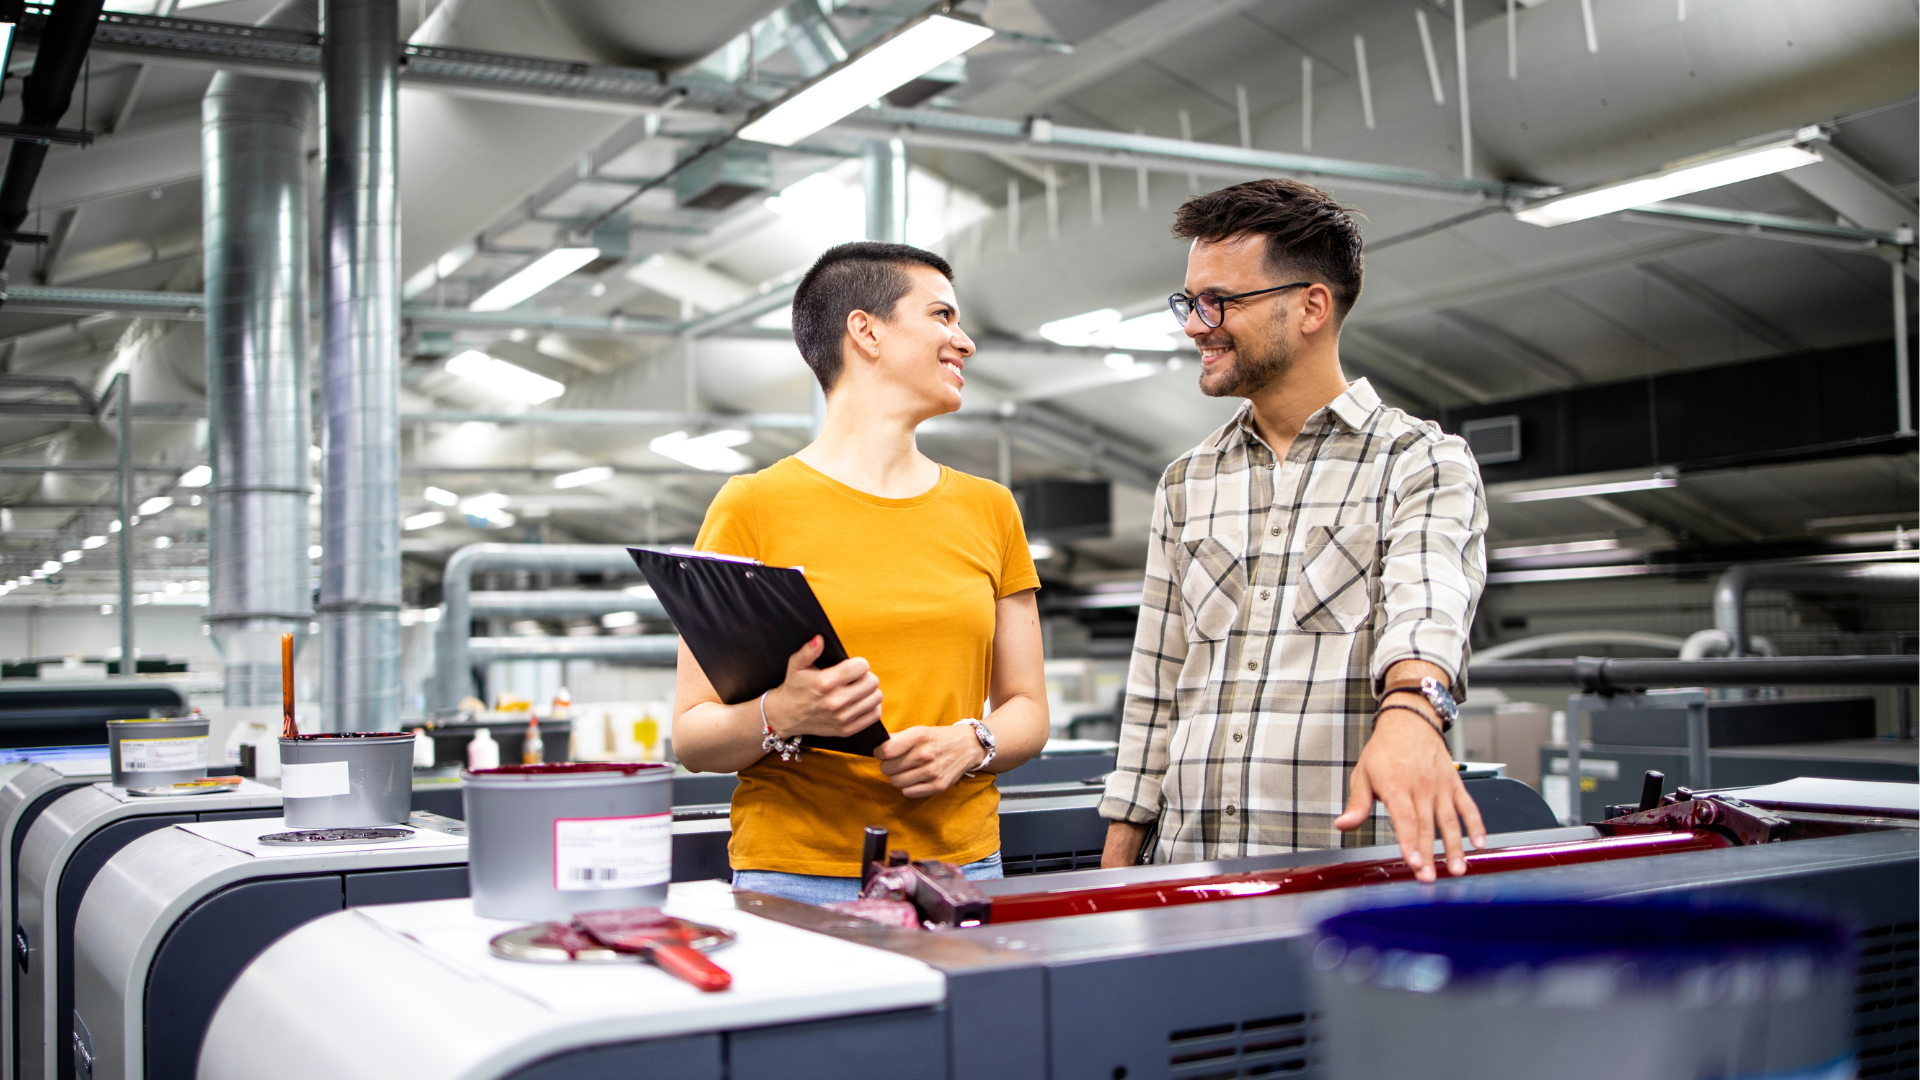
left=114, top=372, right=133, bottom=672
left=320, top=0, right=402, bottom=731
left=1896, top=254, right=1913, bottom=436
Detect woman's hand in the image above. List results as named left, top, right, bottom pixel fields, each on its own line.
left=874, top=723, right=987, bottom=798
left=763, top=635, right=884, bottom=741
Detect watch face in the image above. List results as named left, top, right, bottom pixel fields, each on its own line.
left=1421, top=676, right=1459, bottom=721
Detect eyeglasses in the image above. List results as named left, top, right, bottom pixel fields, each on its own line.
left=1168, top=282, right=1314, bottom=329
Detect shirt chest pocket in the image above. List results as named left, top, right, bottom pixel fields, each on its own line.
left=1292, top=523, right=1378, bottom=634
left=1177, top=535, right=1245, bottom=643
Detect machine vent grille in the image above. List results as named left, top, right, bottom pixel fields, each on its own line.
left=1001, top=849, right=1104, bottom=876
left=1461, top=415, right=1522, bottom=464
left=1853, top=920, right=1918, bottom=1079
left=1167, top=1011, right=1316, bottom=1078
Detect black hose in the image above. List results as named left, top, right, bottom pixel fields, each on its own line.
left=0, top=0, right=106, bottom=282
left=1468, top=655, right=1918, bottom=692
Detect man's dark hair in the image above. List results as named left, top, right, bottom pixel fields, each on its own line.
left=791, top=241, right=955, bottom=391
left=1171, top=179, right=1364, bottom=320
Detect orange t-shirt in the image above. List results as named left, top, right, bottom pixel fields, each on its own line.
left=693, top=457, right=1040, bottom=876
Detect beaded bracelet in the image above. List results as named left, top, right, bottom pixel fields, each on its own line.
left=1375, top=702, right=1448, bottom=744
left=760, top=691, right=804, bottom=762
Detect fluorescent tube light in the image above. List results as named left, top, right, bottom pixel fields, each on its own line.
left=1491, top=538, right=1621, bottom=560
left=309, top=545, right=323, bottom=560
left=40, top=561, right=60, bottom=574
left=423, top=486, right=460, bottom=507
left=403, top=511, right=446, bottom=531
left=1041, top=308, right=1181, bottom=351
left=82, top=535, right=106, bottom=549
left=738, top=13, right=995, bottom=146
left=601, top=611, right=640, bottom=629
left=177, top=464, right=212, bottom=487
left=138, top=496, right=174, bottom=515
left=1516, top=130, right=1823, bottom=227
left=469, top=247, right=600, bottom=311
left=650, top=430, right=753, bottom=473
left=61, top=550, right=82, bottom=562
left=553, top=465, right=614, bottom=489
left=1502, top=477, right=1677, bottom=503
left=153, top=537, right=172, bottom=550
left=445, top=349, right=566, bottom=404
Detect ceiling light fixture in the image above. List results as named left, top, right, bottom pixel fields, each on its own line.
left=403, top=510, right=447, bottom=531
left=154, top=536, right=173, bottom=549
left=423, top=486, right=460, bottom=507
left=469, top=247, right=601, bottom=311
left=444, top=350, right=566, bottom=405
left=1502, top=477, right=1677, bottom=503
left=553, top=465, right=614, bottom=489
left=177, top=465, right=212, bottom=487
left=1515, top=128, right=1825, bottom=227
left=1040, top=308, right=1181, bottom=352
left=738, top=12, right=995, bottom=146
left=650, top=430, right=753, bottom=474
left=82, top=536, right=106, bottom=549
left=1490, top=538, right=1622, bottom=560
left=138, top=496, right=174, bottom=516
left=460, top=493, right=517, bottom=530
left=40, top=561, right=60, bottom=574
left=61, top=550, right=82, bottom=562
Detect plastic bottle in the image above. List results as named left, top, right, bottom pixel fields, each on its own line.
left=551, top=687, right=571, bottom=720
left=412, top=727, right=435, bottom=768
left=467, top=727, right=499, bottom=770
left=522, top=715, right=544, bottom=765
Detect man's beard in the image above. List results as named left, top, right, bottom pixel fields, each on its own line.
left=1197, top=329, right=1295, bottom=398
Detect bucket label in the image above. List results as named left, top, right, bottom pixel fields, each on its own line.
left=553, top=813, right=671, bottom=891
left=281, top=760, right=351, bottom=799
left=118, top=737, right=207, bottom=773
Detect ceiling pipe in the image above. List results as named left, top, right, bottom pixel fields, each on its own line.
left=202, top=0, right=319, bottom=709
left=1713, top=559, right=1919, bottom=657
left=1469, top=654, right=1917, bottom=692
left=1474, top=631, right=1686, bottom=661
left=0, top=0, right=105, bottom=304
left=467, top=634, right=678, bottom=666
left=435, top=543, right=650, bottom=710
left=319, top=0, right=403, bottom=732
left=469, top=590, right=666, bottom=620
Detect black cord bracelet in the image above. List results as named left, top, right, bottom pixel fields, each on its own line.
left=1375, top=702, right=1448, bottom=743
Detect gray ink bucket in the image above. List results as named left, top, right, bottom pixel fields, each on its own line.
left=279, top=733, right=415, bottom=828
left=107, top=717, right=210, bottom=787
left=463, top=762, right=675, bottom=921
left=1308, top=899, right=1855, bottom=1080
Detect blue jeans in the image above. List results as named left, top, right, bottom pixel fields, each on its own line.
left=733, top=851, right=1003, bottom=905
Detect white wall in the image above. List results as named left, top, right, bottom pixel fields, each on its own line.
left=0, top=605, right=222, bottom=667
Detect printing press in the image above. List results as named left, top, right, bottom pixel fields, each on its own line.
left=188, top=777, right=1916, bottom=1080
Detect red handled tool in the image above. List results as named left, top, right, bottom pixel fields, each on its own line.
left=574, top=909, right=733, bottom=992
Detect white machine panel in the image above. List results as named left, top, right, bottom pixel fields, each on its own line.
left=199, top=881, right=946, bottom=1080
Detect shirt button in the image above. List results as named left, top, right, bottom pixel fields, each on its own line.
left=1270, top=526, right=1280, bottom=536
left=1264, top=463, right=1275, bottom=470
left=1232, top=731, right=1243, bottom=743
left=1226, top=805, right=1237, bottom=816
left=1259, top=589, right=1270, bottom=600
left=1247, top=660, right=1258, bottom=671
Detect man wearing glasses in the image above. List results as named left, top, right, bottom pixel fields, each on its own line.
left=1099, top=178, right=1489, bottom=883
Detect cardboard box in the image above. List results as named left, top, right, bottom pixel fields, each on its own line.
left=1460, top=703, right=1552, bottom=790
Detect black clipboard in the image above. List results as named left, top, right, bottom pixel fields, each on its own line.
left=628, top=547, right=889, bottom=756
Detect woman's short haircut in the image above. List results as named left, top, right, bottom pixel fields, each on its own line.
left=1171, top=179, right=1365, bottom=321
left=792, top=241, right=955, bottom=391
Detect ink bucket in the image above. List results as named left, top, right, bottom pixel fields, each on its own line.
left=1307, top=899, right=1854, bottom=1080
left=463, top=762, right=674, bottom=920
left=108, top=716, right=210, bottom=787
left=279, top=733, right=415, bottom=827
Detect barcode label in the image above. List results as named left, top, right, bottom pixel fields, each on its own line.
left=118, top=736, right=208, bottom=773
left=553, top=813, right=670, bottom=892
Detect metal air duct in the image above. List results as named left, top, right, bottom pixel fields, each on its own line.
left=320, top=0, right=402, bottom=731
left=202, top=0, right=318, bottom=707
left=1713, top=559, right=1920, bottom=656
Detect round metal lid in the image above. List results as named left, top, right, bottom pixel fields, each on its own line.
left=124, top=783, right=228, bottom=798
left=489, top=917, right=735, bottom=963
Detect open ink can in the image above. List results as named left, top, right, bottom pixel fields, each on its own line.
left=279, top=732, right=415, bottom=828
left=108, top=716, right=210, bottom=787
left=463, top=762, right=674, bottom=920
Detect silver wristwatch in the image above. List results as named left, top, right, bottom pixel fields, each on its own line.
left=958, top=718, right=996, bottom=775
left=1384, top=676, right=1459, bottom=734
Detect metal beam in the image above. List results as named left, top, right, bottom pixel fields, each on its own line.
left=21, top=5, right=761, bottom=115
left=1354, top=234, right=1724, bottom=325
left=681, top=282, right=800, bottom=339
left=1631, top=263, right=1803, bottom=353
left=400, top=409, right=812, bottom=428
left=1341, top=327, right=1496, bottom=403
left=837, top=107, right=1548, bottom=206
left=1618, top=202, right=1905, bottom=253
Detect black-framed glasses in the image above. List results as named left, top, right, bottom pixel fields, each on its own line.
left=1168, top=282, right=1313, bottom=329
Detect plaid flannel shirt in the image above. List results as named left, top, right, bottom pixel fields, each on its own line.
left=1099, top=379, right=1488, bottom=863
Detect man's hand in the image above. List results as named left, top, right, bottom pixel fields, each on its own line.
left=1100, top=820, right=1150, bottom=868
left=874, top=723, right=985, bottom=798
left=1334, top=696, right=1486, bottom=883
left=764, top=635, right=883, bottom=741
